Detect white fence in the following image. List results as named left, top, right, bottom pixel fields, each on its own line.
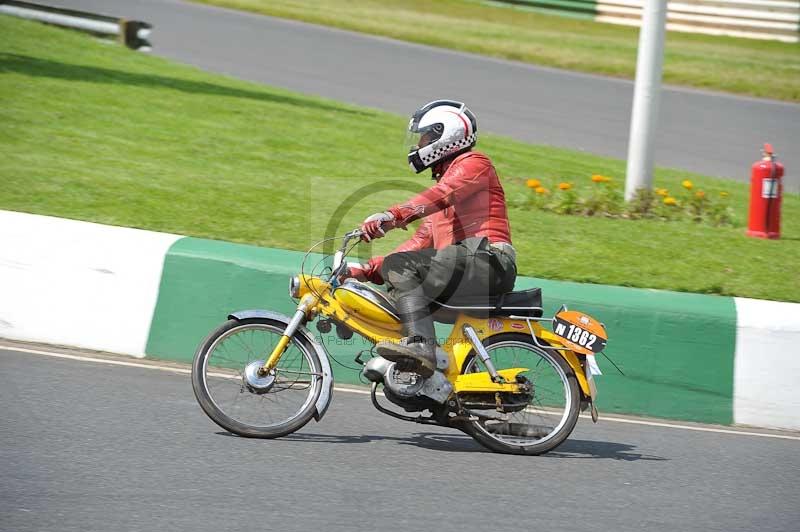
left=497, top=0, right=800, bottom=42
left=597, top=0, right=800, bottom=43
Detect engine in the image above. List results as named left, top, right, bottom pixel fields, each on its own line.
left=361, top=355, right=452, bottom=410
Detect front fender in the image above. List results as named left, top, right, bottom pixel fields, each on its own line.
left=228, top=309, right=334, bottom=422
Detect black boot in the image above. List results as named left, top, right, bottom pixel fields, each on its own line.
left=376, top=295, right=437, bottom=378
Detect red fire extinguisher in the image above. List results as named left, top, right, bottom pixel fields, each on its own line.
left=747, top=143, right=783, bottom=239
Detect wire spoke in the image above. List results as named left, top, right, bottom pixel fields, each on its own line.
left=201, top=322, right=319, bottom=430
left=465, top=340, right=572, bottom=447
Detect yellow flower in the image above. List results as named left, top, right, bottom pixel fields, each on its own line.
left=535, top=186, right=549, bottom=195
left=695, top=191, right=705, bottom=199
left=655, top=188, right=669, bottom=197
left=682, top=180, right=693, bottom=190
left=663, top=197, right=678, bottom=206
left=558, top=182, right=572, bottom=191
left=526, top=178, right=541, bottom=189
left=720, top=191, right=729, bottom=198
left=592, top=174, right=612, bottom=183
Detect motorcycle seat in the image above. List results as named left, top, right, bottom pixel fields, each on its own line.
left=434, top=287, right=543, bottom=318
left=426, top=288, right=543, bottom=324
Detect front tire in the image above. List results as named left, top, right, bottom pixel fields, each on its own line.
left=191, top=318, right=323, bottom=438
left=460, top=333, right=581, bottom=455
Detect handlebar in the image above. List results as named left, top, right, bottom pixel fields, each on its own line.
left=343, top=228, right=363, bottom=243
left=327, top=229, right=363, bottom=285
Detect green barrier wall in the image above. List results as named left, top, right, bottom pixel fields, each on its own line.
left=486, top=0, right=598, bottom=19
left=146, top=237, right=737, bottom=424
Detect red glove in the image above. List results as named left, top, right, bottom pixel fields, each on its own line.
left=344, top=260, right=384, bottom=284
left=360, top=212, right=395, bottom=242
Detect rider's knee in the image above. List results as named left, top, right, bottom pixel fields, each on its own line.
left=381, top=252, right=410, bottom=278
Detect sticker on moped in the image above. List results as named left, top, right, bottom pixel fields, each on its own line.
left=551, top=310, right=608, bottom=355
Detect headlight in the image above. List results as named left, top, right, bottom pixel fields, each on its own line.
left=289, top=276, right=300, bottom=298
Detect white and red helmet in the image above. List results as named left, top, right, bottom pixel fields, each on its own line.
left=406, top=100, right=478, bottom=173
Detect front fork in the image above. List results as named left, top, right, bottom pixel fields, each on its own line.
left=258, top=296, right=316, bottom=375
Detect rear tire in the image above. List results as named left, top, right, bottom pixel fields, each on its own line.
left=460, top=333, right=581, bottom=455
left=191, top=318, right=322, bottom=438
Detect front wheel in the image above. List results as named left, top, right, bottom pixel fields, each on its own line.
left=460, top=333, right=581, bottom=455
left=191, top=317, right=323, bottom=438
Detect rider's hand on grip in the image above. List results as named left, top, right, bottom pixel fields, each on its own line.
left=343, top=262, right=368, bottom=282
left=360, top=211, right=395, bottom=242
left=341, top=260, right=383, bottom=285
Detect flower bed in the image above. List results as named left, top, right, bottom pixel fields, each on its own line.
left=521, top=175, right=734, bottom=226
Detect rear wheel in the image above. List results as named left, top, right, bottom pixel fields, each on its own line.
left=191, top=318, right=323, bottom=438
left=460, top=333, right=581, bottom=455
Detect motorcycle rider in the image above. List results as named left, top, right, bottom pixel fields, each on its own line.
left=347, top=100, right=516, bottom=378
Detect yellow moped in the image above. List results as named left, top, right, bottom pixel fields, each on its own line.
left=191, top=230, right=608, bottom=455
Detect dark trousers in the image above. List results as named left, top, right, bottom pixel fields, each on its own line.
left=380, top=237, right=517, bottom=343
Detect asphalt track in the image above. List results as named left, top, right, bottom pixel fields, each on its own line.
left=49, top=0, right=800, bottom=191
left=2, top=345, right=799, bottom=532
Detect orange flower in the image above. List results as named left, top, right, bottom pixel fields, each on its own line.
left=663, top=197, right=678, bottom=206
left=592, top=174, right=612, bottom=183
left=682, top=180, right=693, bottom=190
left=526, top=178, right=541, bottom=189
left=558, top=182, right=572, bottom=191
left=695, top=191, right=706, bottom=199
left=535, top=186, right=549, bottom=195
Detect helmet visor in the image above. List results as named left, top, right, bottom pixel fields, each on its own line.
left=405, top=123, right=443, bottom=153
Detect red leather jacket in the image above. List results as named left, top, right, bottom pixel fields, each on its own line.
left=364, top=150, right=511, bottom=284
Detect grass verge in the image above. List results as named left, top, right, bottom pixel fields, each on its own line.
left=192, top=0, right=800, bottom=102
left=1, top=16, right=798, bottom=301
